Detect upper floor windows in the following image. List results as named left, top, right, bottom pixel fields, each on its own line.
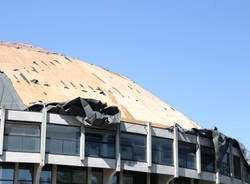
left=4, top=123, right=40, bottom=153
left=233, top=156, right=241, bottom=179
left=85, top=130, right=115, bottom=159
left=201, top=146, right=215, bottom=172
left=220, top=153, right=230, bottom=176
left=179, top=142, right=196, bottom=169
left=46, top=124, right=80, bottom=155
left=152, top=137, right=173, bottom=165
left=121, top=133, right=146, bottom=162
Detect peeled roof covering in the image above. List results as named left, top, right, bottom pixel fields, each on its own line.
left=0, top=42, right=201, bottom=129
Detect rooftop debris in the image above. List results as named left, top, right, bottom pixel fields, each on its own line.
left=64, top=56, right=73, bottom=63
left=19, top=73, right=30, bottom=84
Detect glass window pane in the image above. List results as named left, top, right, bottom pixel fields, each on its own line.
left=4, top=136, right=22, bottom=151
left=234, top=156, right=241, bottom=179
left=0, top=164, right=14, bottom=180
left=179, top=142, right=196, bottom=169
left=57, top=170, right=71, bottom=184
left=18, top=164, right=33, bottom=182
left=5, top=124, right=39, bottom=136
left=47, top=125, right=80, bottom=140
left=220, top=153, right=230, bottom=176
left=22, top=137, right=40, bottom=152
left=0, top=181, right=14, bottom=184
left=201, top=147, right=214, bottom=172
left=40, top=166, right=51, bottom=183
left=121, top=133, right=146, bottom=161
left=46, top=139, right=63, bottom=154
left=63, top=140, right=79, bottom=155
left=123, top=174, right=133, bottom=184
left=133, top=147, right=146, bottom=161
left=91, top=170, right=103, bottom=184
left=72, top=169, right=87, bottom=184
left=121, top=146, right=132, bottom=160
left=86, top=142, right=100, bottom=157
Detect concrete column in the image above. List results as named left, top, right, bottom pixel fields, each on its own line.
left=173, top=124, right=179, bottom=178
left=80, top=124, right=85, bottom=161
left=196, top=135, right=201, bottom=175
left=33, top=163, right=42, bottom=184
left=119, top=170, right=123, bottom=184
left=40, top=107, right=47, bottom=166
left=88, top=167, right=92, bottom=184
left=103, top=168, right=116, bottom=184
left=52, top=165, right=57, bottom=184
left=147, top=173, right=151, bottom=184
left=147, top=122, right=152, bottom=168
left=0, top=105, right=6, bottom=155
left=215, top=170, right=220, bottom=184
left=158, top=174, right=174, bottom=184
left=14, top=162, right=19, bottom=184
left=116, top=125, right=121, bottom=171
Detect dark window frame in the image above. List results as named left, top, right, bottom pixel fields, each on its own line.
left=56, top=166, right=87, bottom=184
left=178, top=141, right=197, bottom=170
left=152, top=136, right=173, bottom=166
left=85, top=129, right=116, bottom=159
left=46, top=124, right=80, bottom=156
left=120, top=132, right=147, bottom=162
left=201, top=146, right=215, bottom=173
left=4, top=122, right=41, bottom=153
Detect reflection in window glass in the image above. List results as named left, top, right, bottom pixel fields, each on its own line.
left=18, top=164, right=33, bottom=184
left=0, top=163, right=14, bottom=183
left=40, top=165, right=52, bottom=184
left=123, top=172, right=146, bottom=184
left=121, top=133, right=146, bottom=161
left=4, top=123, right=40, bottom=153
left=91, top=169, right=103, bottom=184
left=233, top=156, right=241, bottom=179
left=152, top=137, right=173, bottom=165
left=178, top=142, right=196, bottom=169
left=111, top=174, right=119, bottom=184
left=201, top=147, right=215, bottom=172
left=220, top=153, right=230, bottom=176
left=123, top=174, right=133, bottom=184
left=56, top=166, right=87, bottom=184
left=46, top=125, right=80, bottom=155
left=85, top=132, right=115, bottom=158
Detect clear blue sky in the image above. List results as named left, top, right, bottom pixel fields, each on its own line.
left=1, top=1, right=249, bottom=149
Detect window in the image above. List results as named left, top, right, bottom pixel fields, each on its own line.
left=4, top=123, right=40, bottom=152
left=243, top=164, right=249, bottom=183
left=233, top=156, right=241, bottom=179
left=111, top=174, right=119, bottom=184
left=220, top=153, right=230, bottom=176
left=121, top=133, right=146, bottom=162
left=18, top=164, right=33, bottom=184
left=85, top=131, right=115, bottom=158
left=40, top=165, right=52, bottom=184
left=152, top=137, right=173, bottom=165
left=91, top=169, right=103, bottom=184
left=56, top=166, right=87, bottom=184
left=178, top=142, right=196, bottom=169
left=201, top=146, right=215, bottom=172
left=123, top=171, right=146, bottom=184
left=46, top=124, right=80, bottom=155
left=0, top=163, right=15, bottom=184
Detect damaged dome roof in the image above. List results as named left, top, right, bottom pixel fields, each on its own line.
left=0, top=41, right=201, bottom=129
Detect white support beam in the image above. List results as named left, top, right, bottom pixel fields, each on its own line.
left=40, top=107, right=47, bottom=167
left=147, top=122, right=152, bottom=168
left=33, top=164, right=43, bottom=184
left=0, top=105, right=6, bottom=155
left=80, top=124, right=85, bottom=161
left=196, top=135, right=201, bottom=175
left=173, top=124, right=179, bottom=178
left=116, top=125, right=121, bottom=171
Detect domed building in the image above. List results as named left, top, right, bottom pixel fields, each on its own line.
left=0, top=42, right=249, bottom=184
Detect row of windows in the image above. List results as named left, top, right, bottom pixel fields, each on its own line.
left=3, top=123, right=248, bottom=181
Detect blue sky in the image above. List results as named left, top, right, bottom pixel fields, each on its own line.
left=1, top=0, right=249, bottom=149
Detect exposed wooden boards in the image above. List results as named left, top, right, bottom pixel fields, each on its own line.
left=0, top=42, right=201, bottom=129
